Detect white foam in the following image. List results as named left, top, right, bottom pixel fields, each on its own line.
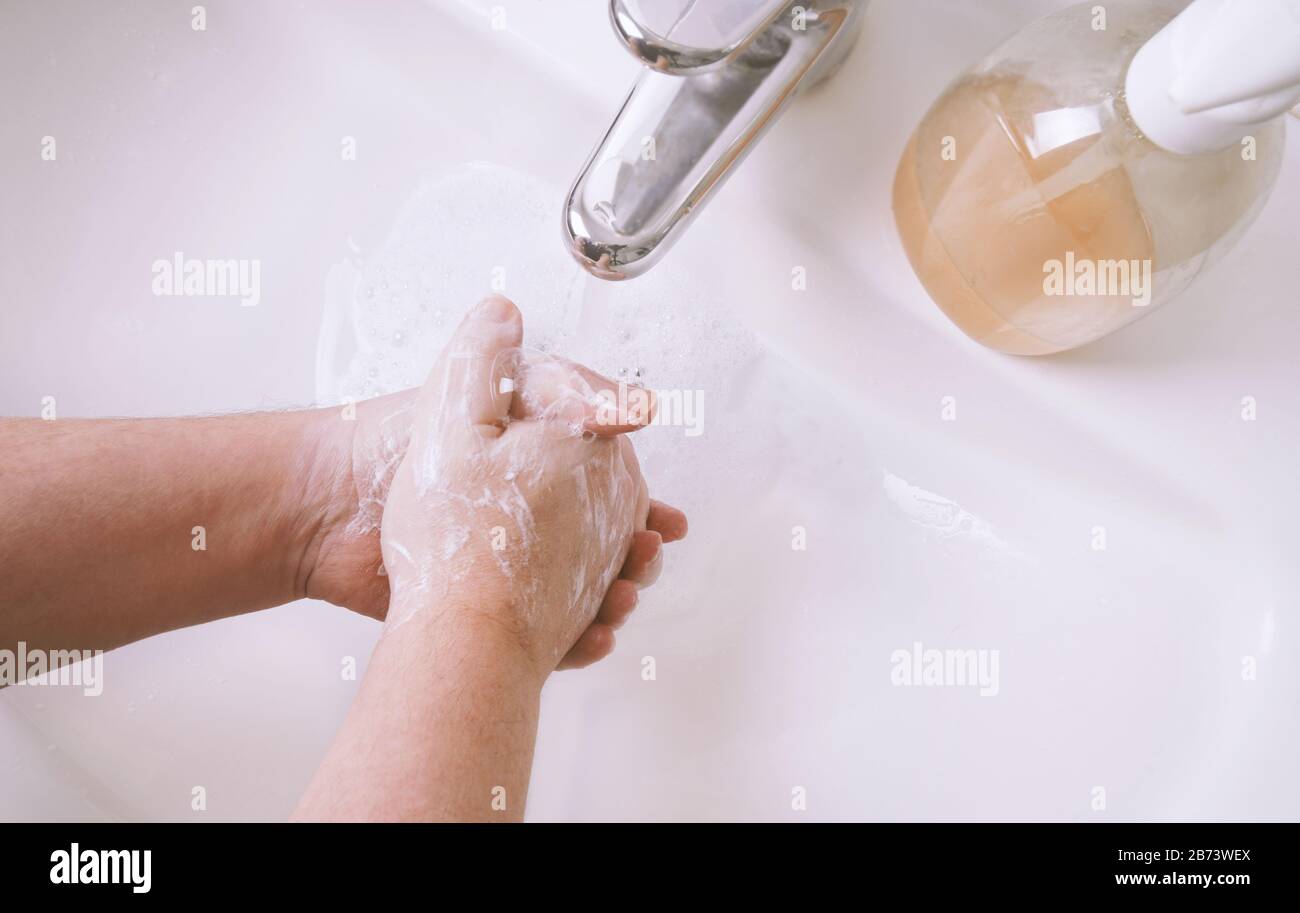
left=315, top=160, right=768, bottom=516
left=882, top=470, right=1027, bottom=560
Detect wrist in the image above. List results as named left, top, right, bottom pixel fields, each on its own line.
left=296, top=392, right=420, bottom=617
left=290, top=405, right=360, bottom=602
left=386, top=589, right=548, bottom=693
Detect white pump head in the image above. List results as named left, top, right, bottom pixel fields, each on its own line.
left=1125, top=0, right=1300, bottom=155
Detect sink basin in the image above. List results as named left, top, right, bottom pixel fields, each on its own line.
left=2, top=0, right=1297, bottom=822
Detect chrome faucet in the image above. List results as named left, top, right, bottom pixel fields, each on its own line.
left=564, top=0, right=869, bottom=280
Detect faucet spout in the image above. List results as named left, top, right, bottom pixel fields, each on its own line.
left=564, top=0, right=867, bottom=281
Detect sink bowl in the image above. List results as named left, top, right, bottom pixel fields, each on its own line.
left=2, top=0, right=1297, bottom=822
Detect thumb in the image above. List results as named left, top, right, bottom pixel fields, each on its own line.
left=418, top=295, right=523, bottom=440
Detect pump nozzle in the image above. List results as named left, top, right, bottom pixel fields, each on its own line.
left=1125, top=0, right=1300, bottom=154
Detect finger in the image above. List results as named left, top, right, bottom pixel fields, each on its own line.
left=647, top=500, right=688, bottom=542
left=620, top=436, right=650, bottom=529
left=509, top=355, right=654, bottom=437
left=556, top=623, right=616, bottom=671
left=569, top=360, right=654, bottom=436
left=423, top=296, right=523, bottom=439
left=620, top=529, right=663, bottom=587
left=597, top=579, right=639, bottom=629
left=585, top=379, right=654, bottom=437
left=567, top=361, right=649, bottom=417
left=507, top=356, right=582, bottom=421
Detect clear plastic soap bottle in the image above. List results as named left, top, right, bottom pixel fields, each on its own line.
left=893, top=0, right=1300, bottom=355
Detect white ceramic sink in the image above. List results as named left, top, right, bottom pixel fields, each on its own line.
left=2, top=0, right=1297, bottom=821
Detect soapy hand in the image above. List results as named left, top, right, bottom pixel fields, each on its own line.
left=303, top=295, right=685, bottom=673
left=297, top=297, right=685, bottom=820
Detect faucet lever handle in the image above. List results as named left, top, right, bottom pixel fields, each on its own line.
left=610, top=0, right=792, bottom=73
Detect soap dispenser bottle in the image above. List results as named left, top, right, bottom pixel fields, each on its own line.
left=893, top=0, right=1300, bottom=355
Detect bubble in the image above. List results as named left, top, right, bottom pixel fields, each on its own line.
left=315, top=160, right=768, bottom=532
left=319, top=163, right=582, bottom=399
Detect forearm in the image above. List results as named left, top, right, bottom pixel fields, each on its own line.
left=295, top=595, right=543, bottom=822
left=0, top=412, right=340, bottom=652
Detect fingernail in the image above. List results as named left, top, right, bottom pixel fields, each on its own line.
left=477, top=296, right=515, bottom=322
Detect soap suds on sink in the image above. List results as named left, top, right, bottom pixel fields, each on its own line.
left=882, top=471, right=1026, bottom=560
left=316, top=162, right=585, bottom=403
left=316, top=161, right=760, bottom=407
left=315, top=160, right=768, bottom=520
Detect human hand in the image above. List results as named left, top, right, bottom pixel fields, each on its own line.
left=301, top=296, right=685, bottom=675
left=295, top=296, right=686, bottom=822
left=379, top=295, right=684, bottom=678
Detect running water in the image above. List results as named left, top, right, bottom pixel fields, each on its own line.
left=315, top=160, right=772, bottom=520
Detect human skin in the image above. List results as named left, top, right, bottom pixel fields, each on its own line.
left=0, top=407, right=671, bottom=659
left=0, top=295, right=685, bottom=820
left=298, top=325, right=685, bottom=670
left=296, top=296, right=686, bottom=820
left=0, top=408, right=339, bottom=652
